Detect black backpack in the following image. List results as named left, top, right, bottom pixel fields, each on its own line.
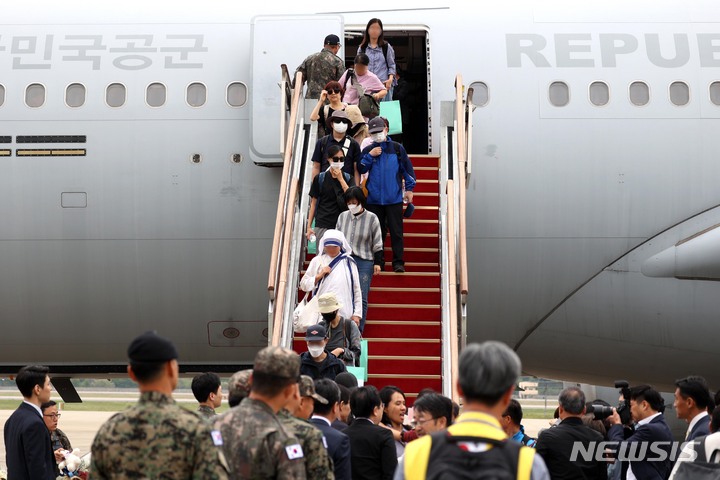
left=673, top=436, right=720, bottom=480
left=424, top=433, right=523, bottom=480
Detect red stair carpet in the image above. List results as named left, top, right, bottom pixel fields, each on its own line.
left=294, top=155, right=443, bottom=404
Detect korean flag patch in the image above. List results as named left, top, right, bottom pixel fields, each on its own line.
left=285, top=443, right=304, bottom=460
left=211, top=430, right=224, bottom=446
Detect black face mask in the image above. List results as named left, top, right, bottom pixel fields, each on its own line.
left=321, top=311, right=338, bottom=321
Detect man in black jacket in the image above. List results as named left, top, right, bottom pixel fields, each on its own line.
left=537, top=386, right=607, bottom=480
left=310, top=379, right=352, bottom=480
left=607, top=385, right=674, bottom=480
left=3, top=365, right=56, bottom=480
left=300, top=324, right=347, bottom=381
left=343, top=385, right=397, bottom=480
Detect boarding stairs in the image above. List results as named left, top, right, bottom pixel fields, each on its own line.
left=268, top=67, right=473, bottom=403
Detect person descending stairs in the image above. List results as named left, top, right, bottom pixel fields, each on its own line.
left=294, top=154, right=442, bottom=404
left=363, top=154, right=442, bottom=401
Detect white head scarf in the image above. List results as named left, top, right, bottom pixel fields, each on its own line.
left=318, top=229, right=353, bottom=257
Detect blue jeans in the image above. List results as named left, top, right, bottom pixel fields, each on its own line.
left=353, top=255, right=374, bottom=333
left=382, top=86, right=394, bottom=102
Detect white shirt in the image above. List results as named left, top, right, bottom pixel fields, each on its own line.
left=686, top=411, right=709, bottom=440
left=23, top=400, right=42, bottom=418
left=627, top=412, right=662, bottom=480
left=300, top=253, right=362, bottom=319
left=311, top=415, right=332, bottom=427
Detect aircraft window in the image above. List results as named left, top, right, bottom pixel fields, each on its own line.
left=469, top=82, right=489, bottom=107
left=227, top=82, right=247, bottom=107
left=66, top=83, right=86, bottom=108
left=629, top=82, right=650, bottom=106
left=146, top=83, right=166, bottom=107
left=25, top=84, right=46, bottom=108
left=106, top=83, right=126, bottom=108
left=669, top=81, right=689, bottom=106
left=186, top=82, right=207, bottom=107
left=589, top=82, right=609, bottom=106
left=549, top=81, right=569, bottom=107
left=711, top=82, right=720, bottom=106
left=0, top=85, right=4, bottom=106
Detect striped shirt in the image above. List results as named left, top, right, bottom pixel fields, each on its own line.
left=336, top=209, right=383, bottom=263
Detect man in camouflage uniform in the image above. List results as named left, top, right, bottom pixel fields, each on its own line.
left=213, top=346, right=306, bottom=479
left=90, top=331, right=229, bottom=479
left=192, top=372, right=223, bottom=419
left=227, top=369, right=252, bottom=408
left=295, top=34, right=345, bottom=98
left=277, top=376, right=334, bottom=480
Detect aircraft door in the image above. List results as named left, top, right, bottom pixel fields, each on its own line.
left=250, top=15, right=343, bottom=165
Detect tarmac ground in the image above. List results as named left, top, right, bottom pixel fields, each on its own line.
left=0, top=408, right=552, bottom=472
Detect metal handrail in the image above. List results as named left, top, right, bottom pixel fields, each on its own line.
left=454, top=74, right=469, bottom=299
left=279, top=139, right=316, bottom=347
left=279, top=65, right=294, bottom=154
left=272, top=177, right=299, bottom=345
left=465, top=87, right=475, bottom=184
left=268, top=71, right=304, bottom=346
left=439, top=74, right=472, bottom=401
left=446, top=179, right=460, bottom=403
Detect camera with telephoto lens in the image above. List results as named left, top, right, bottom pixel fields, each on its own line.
left=615, top=380, right=633, bottom=425
left=586, top=404, right=614, bottom=420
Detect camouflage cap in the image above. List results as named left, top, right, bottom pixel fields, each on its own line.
left=253, top=346, right=300, bottom=379
left=299, top=375, right=328, bottom=404
left=228, top=369, right=252, bottom=399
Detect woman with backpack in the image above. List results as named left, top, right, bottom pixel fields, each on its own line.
left=306, top=144, right=355, bottom=245
left=310, top=80, right=363, bottom=137
left=358, top=18, right=397, bottom=101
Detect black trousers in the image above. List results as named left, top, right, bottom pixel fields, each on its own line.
left=366, top=203, right=404, bottom=267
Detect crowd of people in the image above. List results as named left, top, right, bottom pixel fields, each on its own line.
left=3, top=332, right=720, bottom=479
left=5, top=20, right=720, bottom=480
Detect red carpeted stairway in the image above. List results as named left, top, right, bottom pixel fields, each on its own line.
left=294, top=155, right=443, bottom=404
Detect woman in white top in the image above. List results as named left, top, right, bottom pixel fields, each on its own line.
left=300, top=229, right=362, bottom=326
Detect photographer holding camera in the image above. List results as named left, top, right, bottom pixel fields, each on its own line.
left=536, top=386, right=608, bottom=480
left=607, top=385, right=674, bottom=480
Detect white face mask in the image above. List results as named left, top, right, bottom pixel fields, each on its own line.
left=372, top=132, right=386, bottom=143
left=308, top=346, right=325, bottom=358
left=347, top=204, right=362, bottom=214
left=330, top=162, right=343, bottom=170
left=333, top=122, right=348, bottom=134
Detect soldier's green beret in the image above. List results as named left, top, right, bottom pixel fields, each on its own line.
left=127, top=331, right=178, bottom=362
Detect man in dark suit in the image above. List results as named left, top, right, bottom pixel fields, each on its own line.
left=536, top=386, right=607, bottom=480
left=3, top=365, right=56, bottom=480
left=311, top=379, right=352, bottom=480
left=342, top=385, right=397, bottom=480
left=674, top=375, right=712, bottom=441
left=608, top=385, right=674, bottom=480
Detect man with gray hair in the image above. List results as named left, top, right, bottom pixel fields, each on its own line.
left=397, top=341, right=549, bottom=479
left=536, top=387, right=607, bottom=480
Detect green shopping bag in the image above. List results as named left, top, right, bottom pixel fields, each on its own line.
left=380, top=100, right=402, bottom=135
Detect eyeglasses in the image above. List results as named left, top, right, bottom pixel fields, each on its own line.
left=415, top=417, right=437, bottom=426
left=44, top=413, right=61, bottom=419
left=327, top=88, right=342, bottom=94
left=331, top=155, right=344, bottom=162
